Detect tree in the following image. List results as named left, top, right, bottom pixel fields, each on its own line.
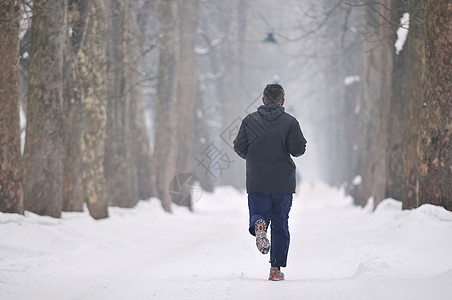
left=105, top=0, right=139, bottom=208
left=127, top=3, right=154, bottom=201
left=176, top=0, right=198, bottom=176
left=218, top=0, right=247, bottom=189
left=173, top=0, right=199, bottom=208
left=61, top=0, right=87, bottom=212
left=385, top=0, right=408, bottom=203
left=371, top=0, right=395, bottom=208
left=352, top=0, right=452, bottom=211
left=396, top=0, right=426, bottom=209
left=418, top=0, right=452, bottom=210
left=319, top=2, right=363, bottom=186
left=78, top=0, right=109, bottom=219
left=194, top=1, right=227, bottom=192
left=154, top=0, right=180, bottom=212
left=23, top=0, right=67, bottom=217
left=0, top=0, right=24, bottom=214
left=355, top=0, right=396, bottom=207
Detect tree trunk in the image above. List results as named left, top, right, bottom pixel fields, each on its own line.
left=23, top=0, right=67, bottom=218
left=127, top=5, right=154, bottom=201
left=419, top=0, right=452, bottom=210
left=194, top=3, right=224, bottom=192
left=356, top=0, right=395, bottom=207
left=176, top=0, right=197, bottom=175
left=372, top=0, right=395, bottom=207
left=401, top=0, right=426, bottom=209
left=62, top=48, right=83, bottom=212
left=78, top=0, right=109, bottom=219
left=105, top=0, right=139, bottom=208
left=172, top=0, right=199, bottom=208
left=0, top=0, right=24, bottom=214
left=62, top=0, right=87, bottom=212
left=385, top=2, right=406, bottom=202
left=219, top=0, right=247, bottom=190
left=356, top=4, right=382, bottom=206
left=154, top=0, right=180, bottom=212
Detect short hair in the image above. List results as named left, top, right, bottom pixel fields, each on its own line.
left=263, top=84, right=285, bottom=105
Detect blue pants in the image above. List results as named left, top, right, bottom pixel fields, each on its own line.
left=248, top=193, right=293, bottom=268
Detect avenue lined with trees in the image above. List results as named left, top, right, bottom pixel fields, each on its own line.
left=0, top=0, right=451, bottom=219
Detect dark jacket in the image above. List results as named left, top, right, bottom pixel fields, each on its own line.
left=233, top=104, right=307, bottom=193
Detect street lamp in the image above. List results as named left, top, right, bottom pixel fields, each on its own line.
left=263, top=32, right=277, bottom=44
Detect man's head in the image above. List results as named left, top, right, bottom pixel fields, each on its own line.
left=263, top=84, right=285, bottom=106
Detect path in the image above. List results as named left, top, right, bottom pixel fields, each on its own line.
left=1, top=183, right=452, bottom=299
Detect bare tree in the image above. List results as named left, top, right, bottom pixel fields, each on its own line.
left=176, top=0, right=198, bottom=177
left=418, top=0, right=452, bottom=210
left=370, top=0, right=395, bottom=207
left=61, top=0, right=88, bottom=212
left=154, top=0, right=180, bottom=212
left=351, top=0, right=452, bottom=211
left=23, top=0, right=67, bottom=217
left=354, top=0, right=396, bottom=207
left=127, top=3, right=154, bottom=201
left=0, top=0, right=24, bottom=214
left=194, top=1, right=227, bottom=192
left=385, top=0, right=407, bottom=203
left=105, top=0, right=139, bottom=208
left=400, top=0, right=425, bottom=209
left=218, top=0, right=247, bottom=189
left=382, top=0, right=426, bottom=207
left=78, top=0, right=109, bottom=219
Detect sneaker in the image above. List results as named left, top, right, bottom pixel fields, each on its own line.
left=255, top=219, right=270, bottom=254
left=268, top=267, right=285, bottom=281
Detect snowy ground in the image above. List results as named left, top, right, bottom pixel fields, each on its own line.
left=1, top=183, right=452, bottom=300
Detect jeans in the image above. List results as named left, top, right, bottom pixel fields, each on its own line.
left=248, top=193, right=293, bottom=268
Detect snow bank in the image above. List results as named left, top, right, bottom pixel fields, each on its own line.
left=1, top=183, right=452, bottom=300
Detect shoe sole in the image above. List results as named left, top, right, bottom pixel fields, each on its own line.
left=255, top=220, right=270, bottom=254
left=268, top=276, right=285, bottom=281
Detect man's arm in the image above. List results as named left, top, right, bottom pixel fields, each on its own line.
left=233, top=121, right=248, bottom=159
left=286, top=119, right=307, bottom=157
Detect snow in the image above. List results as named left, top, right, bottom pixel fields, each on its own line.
left=194, top=46, right=210, bottom=55
left=196, top=108, right=203, bottom=119
left=352, top=175, right=362, bottom=185
left=344, top=75, right=361, bottom=86
left=354, top=103, right=360, bottom=114
left=19, top=103, right=26, bottom=154
left=1, top=183, right=452, bottom=300
left=395, top=13, right=410, bottom=55
left=210, top=38, right=221, bottom=48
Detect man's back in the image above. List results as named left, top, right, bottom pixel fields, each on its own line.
left=233, top=103, right=307, bottom=193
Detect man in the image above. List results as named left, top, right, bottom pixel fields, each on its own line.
left=233, top=84, right=307, bottom=281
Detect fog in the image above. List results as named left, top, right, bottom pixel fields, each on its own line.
left=142, top=0, right=366, bottom=186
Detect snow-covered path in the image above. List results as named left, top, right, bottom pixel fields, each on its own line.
left=1, top=183, right=452, bottom=300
